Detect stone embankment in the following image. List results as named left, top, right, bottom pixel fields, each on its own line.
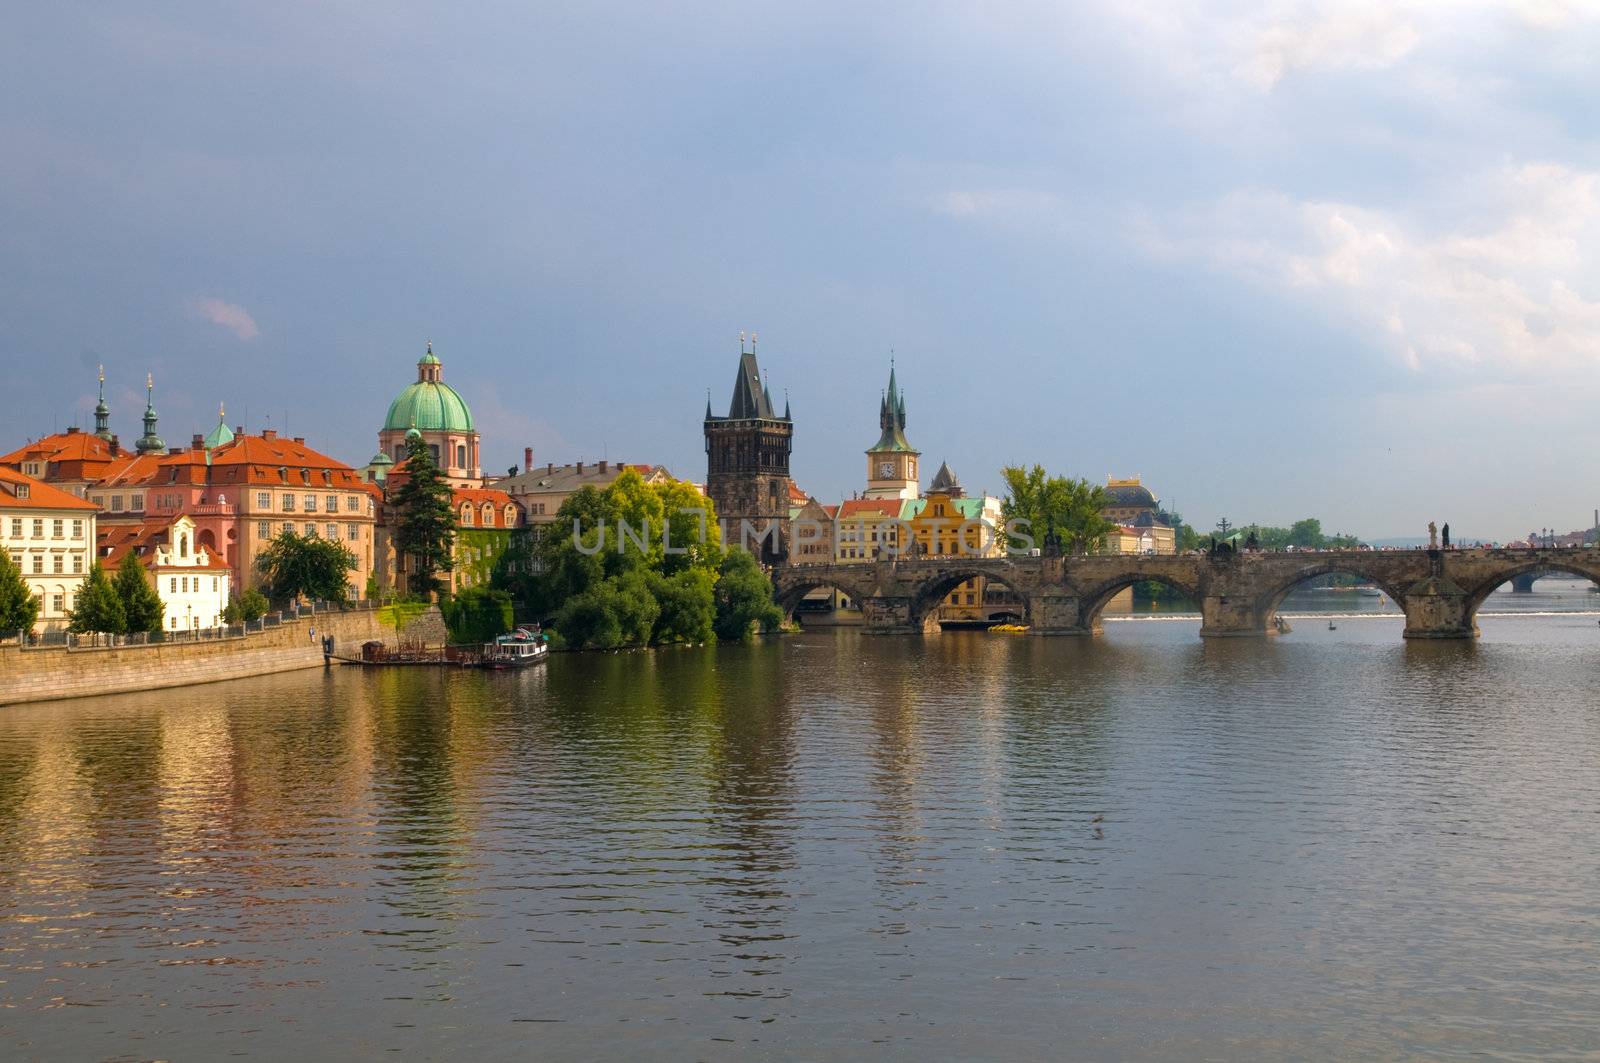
left=0, top=608, right=390, bottom=707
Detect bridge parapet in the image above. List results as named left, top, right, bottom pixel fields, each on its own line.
left=768, top=548, right=1600, bottom=640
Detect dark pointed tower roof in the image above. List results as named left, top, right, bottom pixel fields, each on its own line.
left=709, top=336, right=788, bottom=422
left=929, top=461, right=963, bottom=496
left=869, top=359, right=916, bottom=453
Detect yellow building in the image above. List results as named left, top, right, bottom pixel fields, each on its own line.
left=903, top=464, right=1014, bottom=624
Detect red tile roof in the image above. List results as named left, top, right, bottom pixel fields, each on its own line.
left=837, top=499, right=901, bottom=519
left=0, top=466, right=99, bottom=511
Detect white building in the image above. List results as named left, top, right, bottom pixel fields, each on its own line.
left=0, top=465, right=99, bottom=631
left=102, top=515, right=231, bottom=632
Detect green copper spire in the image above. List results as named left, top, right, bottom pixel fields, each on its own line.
left=93, top=365, right=112, bottom=441
left=135, top=372, right=167, bottom=455
left=870, top=358, right=915, bottom=453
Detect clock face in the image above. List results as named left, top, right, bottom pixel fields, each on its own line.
left=878, top=460, right=894, bottom=478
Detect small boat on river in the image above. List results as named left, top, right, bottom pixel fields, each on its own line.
left=481, top=629, right=549, bottom=670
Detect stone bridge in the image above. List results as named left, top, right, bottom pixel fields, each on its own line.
left=771, top=548, right=1600, bottom=639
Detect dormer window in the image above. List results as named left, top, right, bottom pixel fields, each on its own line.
left=277, top=466, right=287, bottom=482
left=13, top=485, right=27, bottom=500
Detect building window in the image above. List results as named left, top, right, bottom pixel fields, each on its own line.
left=181, top=577, right=189, bottom=593
left=282, top=495, right=295, bottom=511
left=345, top=495, right=359, bottom=512
left=131, top=493, right=143, bottom=510
left=179, top=535, right=188, bottom=558
left=461, top=504, right=473, bottom=525
left=170, top=577, right=178, bottom=593
left=455, top=444, right=467, bottom=468
left=281, top=522, right=293, bottom=536
left=52, top=593, right=64, bottom=613
left=326, top=523, right=337, bottom=539
left=258, top=521, right=271, bottom=538
left=31, top=556, right=42, bottom=573
left=482, top=503, right=494, bottom=526
left=72, top=519, right=83, bottom=539
left=213, top=577, right=219, bottom=591
left=52, top=556, right=62, bottom=573
left=257, top=492, right=271, bottom=509
left=304, top=523, right=316, bottom=537
left=51, top=519, right=63, bottom=538
left=72, top=555, right=82, bottom=574
left=429, top=444, right=440, bottom=465
left=346, top=523, right=359, bottom=540
left=325, top=494, right=337, bottom=513
left=9, top=518, right=20, bottom=537
left=32, top=519, right=44, bottom=538
left=304, top=494, right=318, bottom=512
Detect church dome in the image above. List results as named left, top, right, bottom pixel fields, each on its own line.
left=383, top=343, right=475, bottom=433
left=1105, top=481, right=1157, bottom=509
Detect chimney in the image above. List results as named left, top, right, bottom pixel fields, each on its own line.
left=192, top=434, right=204, bottom=449
left=524, top=447, right=533, bottom=472
left=234, top=425, right=243, bottom=435
left=293, top=436, right=304, bottom=444
left=110, top=436, right=121, bottom=456
left=547, top=461, right=553, bottom=474
left=600, top=460, right=608, bottom=474
left=577, top=461, right=584, bottom=474
left=67, top=426, right=80, bottom=435
left=262, top=429, right=277, bottom=440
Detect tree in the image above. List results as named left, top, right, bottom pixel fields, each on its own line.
left=256, top=530, right=358, bottom=604
left=237, top=587, right=269, bottom=621
left=713, top=549, right=782, bottom=640
left=650, top=568, right=715, bottom=644
left=113, top=560, right=165, bottom=634
left=68, top=563, right=126, bottom=634
left=391, top=435, right=456, bottom=595
left=0, top=549, right=38, bottom=636
left=441, top=586, right=514, bottom=644
left=999, top=465, right=1116, bottom=554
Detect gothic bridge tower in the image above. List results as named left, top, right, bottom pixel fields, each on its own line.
left=703, top=335, right=793, bottom=564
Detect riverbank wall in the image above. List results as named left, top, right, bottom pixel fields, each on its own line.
left=0, top=609, right=388, bottom=707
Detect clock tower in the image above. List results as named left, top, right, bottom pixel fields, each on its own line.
left=864, top=361, right=920, bottom=501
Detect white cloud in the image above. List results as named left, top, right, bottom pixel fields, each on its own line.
left=1141, top=163, right=1600, bottom=370
left=188, top=296, right=259, bottom=341
left=1232, top=4, right=1421, bottom=89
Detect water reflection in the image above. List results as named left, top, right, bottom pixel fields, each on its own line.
left=3, top=625, right=1600, bottom=1059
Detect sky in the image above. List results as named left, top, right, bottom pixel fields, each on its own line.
left=4, top=1, right=1600, bottom=541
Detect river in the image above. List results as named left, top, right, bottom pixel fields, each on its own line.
left=2, top=584, right=1598, bottom=1060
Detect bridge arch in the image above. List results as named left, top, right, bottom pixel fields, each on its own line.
left=1258, top=563, right=1411, bottom=630
left=1462, top=558, right=1600, bottom=622
left=771, top=572, right=877, bottom=626
left=1073, top=572, right=1202, bottom=632
left=906, top=568, right=1033, bottom=631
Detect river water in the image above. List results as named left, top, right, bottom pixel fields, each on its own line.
left=3, top=583, right=1599, bottom=1060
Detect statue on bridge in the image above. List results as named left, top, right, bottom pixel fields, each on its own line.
left=1428, top=521, right=1438, bottom=550
left=1442, top=523, right=1451, bottom=549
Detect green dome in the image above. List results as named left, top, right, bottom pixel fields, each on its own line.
left=384, top=343, right=474, bottom=433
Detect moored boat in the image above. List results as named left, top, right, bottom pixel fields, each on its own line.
left=481, top=628, right=549, bottom=669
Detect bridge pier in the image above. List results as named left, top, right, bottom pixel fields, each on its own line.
left=1400, top=579, right=1478, bottom=639
left=1510, top=574, right=1538, bottom=593
left=1198, top=595, right=1272, bottom=638
left=860, top=596, right=940, bottom=635
left=1027, top=594, right=1091, bottom=636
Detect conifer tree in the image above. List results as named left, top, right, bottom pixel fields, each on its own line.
left=68, top=563, right=126, bottom=634
left=392, top=435, right=456, bottom=595
left=0, top=549, right=38, bottom=635
left=113, top=559, right=166, bottom=634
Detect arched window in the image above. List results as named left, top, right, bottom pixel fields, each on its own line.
left=394, top=444, right=405, bottom=461
left=460, top=504, right=474, bottom=526
left=504, top=505, right=517, bottom=527
left=481, top=503, right=494, bottom=526
left=179, top=535, right=189, bottom=558
left=456, top=444, right=467, bottom=469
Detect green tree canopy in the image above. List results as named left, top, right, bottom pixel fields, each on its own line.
left=0, top=549, right=39, bottom=635
left=713, top=549, right=783, bottom=640
left=113, top=560, right=165, bottom=634
left=496, top=469, right=772, bottom=649
left=999, top=465, right=1116, bottom=554
left=391, top=435, right=456, bottom=595
left=68, top=563, right=125, bottom=634
left=256, top=530, right=358, bottom=604
left=441, top=586, right=515, bottom=645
